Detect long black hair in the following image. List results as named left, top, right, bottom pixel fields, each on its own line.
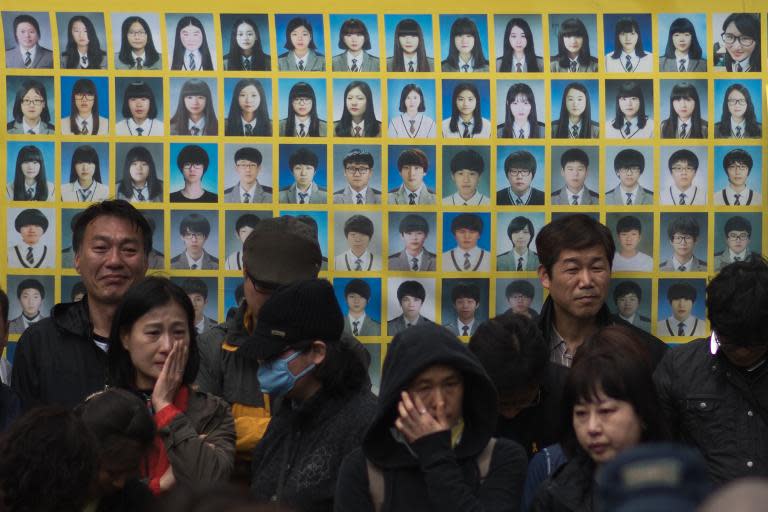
left=225, top=17, right=270, bottom=71
left=443, top=17, right=488, bottom=70
left=720, top=13, right=761, bottom=72
left=663, top=18, right=703, bottom=59
left=448, top=81, right=483, bottom=135
left=717, top=83, right=761, bottom=137
left=225, top=78, right=272, bottom=136
left=555, top=18, right=594, bottom=68
left=284, top=81, right=322, bottom=136
left=611, top=17, right=647, bottom=58
left=62, top=15, right=106, bottom=69
left=170, top=16, right=214, bottom=70
left=611, top=80, right=649, bottom=130
left=391, top=18, right=430, bottom=72
left=661, top=82, right=705, bottom=138
left=502, top=82, right=541, bottom=138
left=119, top=146, right=163, bottom=201
left=11, top=79, right=53, bottom=125
left=498, top=18, right=540, bottom=72
left=12, top=145, right=49, bottom=201
left=69, top=78, right=101, bottom=135
left=117, top=16, right=160, bottom=67
left=170, top=79, right=218, bottom=135
left=554, top=81, right=595, bottom=138
left=335, top=80, right=380, bottom=137
left=69, top=144, right=103, bottom=184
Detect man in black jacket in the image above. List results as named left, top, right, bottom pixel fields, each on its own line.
left=12, top=200, right=151, bottom=409
left=655, top=258, right=768, bottom=485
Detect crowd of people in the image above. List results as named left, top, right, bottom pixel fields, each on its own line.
left=0, top=199, right=766, bottom=512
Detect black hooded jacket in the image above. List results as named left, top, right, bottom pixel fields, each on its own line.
left=334, top=325, right=527, bottom=512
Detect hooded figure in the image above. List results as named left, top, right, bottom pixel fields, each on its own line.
left=335, top=324, right=527, bottom=511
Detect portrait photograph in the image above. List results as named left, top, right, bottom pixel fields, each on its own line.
left=166, top=13, right=217, bottom=71
left=169, top=77, right=219, bottom=136
left=332, top=277, right=383, bottom=337
left=331, top=144, right=382, bottom=205
left=711, top=13, right=761, bottom=72
left=657, top=13, right=708, bottom=72
left=59, top=76, right=110, bottom=136
left=6, top=275, right=54, bottom=336
left=114, top=77, right=164, bottom=136
left=220, top=13, right=271, bottom=71
left=6, top=141, right=55, bottom=202
left=604, top=146, right=654, bottom=205
left=8, top=206, right=56, bottom=269
left=333, top=212, right=383, bottom=272
left=496, top=80, right=546, bottom=139
left=440, top=278, right=490, bottom=337
left=656, top=278, right=707, bottom=337
left=56, top=12, right=108, bottom=69
left=278, top=211, right=329, bottom=270
left=61, top=276, right=87, bottom=304
left=495, top=145, right=546, bottom=206
left=277, top=144, right=328, bottom=205
left=659, top=212, right=709, bottom=272
left=550, top=146, right=600, bottom=206
left=169, top=143, right=219, bottom=204
left=441, top=212, right=492, bottom=272
left=603, top=14, right=653, bottom=72
left=441, top=146, right=492, bottom=206
left=170, top=276, right=219, bottom=334
left=659, top=79, right=709, bottom=139
left=713, top=79, right=762, bottom=139
left=223, top=78, right=273, bottom=137
left=550, top=79, right=599, bottom=138
left=387, top=211, right=438, bottom=273
left=609, top=278, right=653, bottom=333
left=61, top=208, right=83, bottom=268
left=495, top=212, right=546, bottom=272
left=111, top=12, right=163, bottom=70
left=713, top=212, right=762, bottom=271
left=140, top=209, right=166, bottom=269
left=275, top=14, right=326, bottom=72
left=3, top=12, right=54, bottom=69
left=386, top=144, right=437, bottom=206
left=604, top=79, right=654, bottom=139
left=386, top=277, right=436, bottom=335
left=386, top=79, right=437, bottom=139
left=548, top=14, right=598, bottom=72
left=441, top=79, right=492, bottom=139
left=5, top=76, right=56, bottom=135
left=60, top=142, right=110, bottom=203
left=384, top=14, right=435, bottom=72
left=438, top=14, right=490, bottom=73
left=277, top=78, right=328, bottom=137
left=606, top=212, right=655, bottom=273
left=493, top=14, right=544, bottom=73
left=659, top=146, right=708, bottom=206
left=224, top=210, right=273, bottom=271
left=494, top=278, right=543, bottom=319
left=223, top=277, right=245, bottom=320
left=329, top=14, right=381, bottom=72
left=222, top=143, right=274, bottom=204
left=332, top=78, right=382, bottom=138
left=169, top=210, right=220, bottom=271
left=713, top=145, right=762, bottom=206
left=115, top=142, right=164, bottom=203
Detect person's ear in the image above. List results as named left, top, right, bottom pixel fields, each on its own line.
left=310, top=340, right=327, bottom=365
left=537, top=264, right=551, bottom=289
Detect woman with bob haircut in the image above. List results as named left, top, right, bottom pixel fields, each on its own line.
left=551, top=82, right=599, bottom=138
left=387, top=18, right=434, bottom=72
left=715, top=83, right=762, bottom=138
left=497, top=216, right=540, bottom=271
left=106, top=276, right=235, bottom=494
left=224, top=17, right=270, bottom=71
left=605, top=80, right=653, bottom=139
left=224, top=78, right=272, bottom=136
left=550, top=17, right=598, bottom=72
left=115, top=80, right=164, bottom=136
left=170, top=16, right=214, bottom=71
left=531, top=326, right=669, bottom=511
left=714, top=13, right=761, bottom=72
left=441, top=17, right=489, bottom=72
left=388, top=83, right=436, bottom=138
left=659, top=18, right=707, bottom=72
left=334, top=80, right=381, bottom=137
left=605, top=17, right=653, bottom=72
left=115, top=15, right=162, bottom=70
left=279, top=81, right=327, bottom=137
left=117, top=146, right=164, bottom=202
left=61, top=78, right=109, bottom=135
left=497, top=17, right=543, bottom=72
left=332, top=18, right=380, bottom=71
left=170, top=79, right=218, bottom=136
left=61, top=15, right=107, bottom=69
left=660, top=82, right=708, bottom=138
left=7, top=79, right=55, bottom=134
left=441, top=81, right=491, bottom=138
left=60, top=144, right=110, bottom=202
left=277, top=17, right=325, bottom=71
left=7, top=145, right=54, bottom=201
left=498, top=82, right=544, bottom=138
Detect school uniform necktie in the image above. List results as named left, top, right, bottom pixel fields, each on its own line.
left=734, top=194, right=741, bottom=206
left=25, top=188, right=34, bottom=200
left=136, top=127, right=144, bottom=136
left=244, top=124, right=253, bottom=136
left=462, top=122, right=471, bottom=138
left=570, top=125, right=579, bottom=138
left=297, top=60, right=305, bottom=71
left=81, top=55, right=88, bottom=68
left=679, top=123, right=688, bottom=139
left=351, top=58, right=358, bottom=72
left=677, top=322, right=685, bottom=336
left=80, top=120, right=89, bottom=135
left=462, top=64, right=469, bottom=72
left=409, top=120, right=416, bottom=134
left=24, top=51, right=32, bottom=68
left=190, top=127, right=200, bottom=136
left=569, top=61, right=577, bottom=72
left=26, top=247, right=34, bottom=265
left=135, top=57, right=143, bottom=69
left=624, top=121, right=631, bottom=135
left=678, top=265, right=686, bottom=272
left=354, top=126, right=362, bottom=137
left=354, top=259, right=362, bottom=271
left=734, top=256, right=742, bottom=262
left=517, top=257, right=523, bottom=271
left=516, top=63, right=522, bottom=72
left=735, top=126, right=742, bottom=138
left=352, top=321, right=359, bottom=336
left=678, top=59, right=686, bottom=72
left=298, top=192, right=308, bottom=204
left=515, top=199, right=523, bottom=206
left=355, top=193, right=363, bottom=205
left=463, top=253, right=471, bottom=270
left=191, top=264, right=198, bottom=270
left=298, top=123, right=306, bottom=137
left=462, top=325, right=469, bottom=336
left=136, top=189, right=146, bottom=201
left=242, top=57, right=251, bottom=70
left=411, top=257, right=419, bottom=271
left=242, top=192, right=251, bottom=203
left=626, top=193, right=633, bottom=206
left=408, top=192, right=417, bottom=205
left=625, top=55, right=633, bottom=72
left=188, top=54, right=196, bottom=70
left=408, top=61, right=415, bottom=72
left=735, top=62, right=742, bottom=72
left=27, top=129, right=35, bottom=134
left=679, top=193, right=686, bottom=205
left=571, top=195, right=579, bottom=206
left=518, top=129, right=525, bottom=139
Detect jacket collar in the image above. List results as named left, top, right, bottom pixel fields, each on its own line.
left=51, top=296, right=94, bottom=339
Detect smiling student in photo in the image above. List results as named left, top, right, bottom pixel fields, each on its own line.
left=660, top=82, right=707, bottom=139
left=497, top=216, right=539, bottom=271
left=170, top=79, right=218, bottom=136
left=224, top=17, right=270, bottom=71
left=443, top=213, right=490, bottom=272
left=605, top=81, right=653, bottom=139
left=116, top=146, right=163, bottom=203
left=714, top=148, right=761, bottom=206
left=115, top=16, right=161, bottom=70
left=659, top=18, right=707, bottom=72
left=332, top=18, right=379, bottom=72
left=6, top=145, right=54, bottom=201
left=497, top=17, right=543, bottom=72
left=441, top=17, right=489, bottom=72
left=279, top=82, right=327, bottom=137
left=115, top=80, right=164, bottom=136
left=60, top=145, right=109, bottom=202
left=388, top=83, right=437, bottom=138
left=5, top=14, right=53, bottom=68
left=713, top=13, right=761, bottom=72
left=606, top=149, right=653, bottom=205
left=334, top=81, right=381, bottom=137
left=498, top=83, right=544, bottom=138
left=605, top=17, right=652, bottom=72
left=388, top=148, right=435, bottom=205
left=277, top=17, right=325, bottom=71
left=662, top=149, right=705, bottom=206
left=170, top=16, right=214, bottom=71
left=551, top=82, right=598, bottom=138
left=442, top=82, right=491, bottom=138
left=6, top=79, right=55, bottom=134
left=551, top=148, right=599, bottom=205
left=496, top=150, right=545, bottom=206
left=224, top=147, right=272, bottom=204
left=60, top=15, right=107, bottom=69
left=333, top=149, right=381, bottom=205
left=550, top=17, right=598, bottom=72
left=443, top=149, right=490, bottom=206
left=60, top=79, right=108, bottom=135
left=714, top=83, right=761, bottom=139
left=224, top=79, right=272, bottom=137
left=387, top=18, right=433, bottom=72
left=170, top=144, right=218, bottom=203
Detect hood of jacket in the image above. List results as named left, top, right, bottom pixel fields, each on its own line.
left=363, top=324, right=498, bottom=469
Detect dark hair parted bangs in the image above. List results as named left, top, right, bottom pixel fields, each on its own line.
left=663, top=18, right=703, bottom=59
left=338, top=18, right=371, bottom=50
left=445, top=17, right=488, bottom=70
left=502, top=83, right=540, bottom=138
left=12, top=80, right=52, bottom=124
left=556, top=18, right=593, bottom=67
left=118, top=16, right=160, bottom=67
left=718, top=83, right=761, bottom=137
left=398, top=83, right=426, bottom=113
left=284, top=17, right=318, bottom=51
left=499, top=18, right=540, bottom=72
left=449, top=82, right=482, bottom=134
left=226, top=17, right=270, bottom=71
left=170, top=16, right=214, bottom=70
left=612, top=17, right=646, bottom=58
left=335, top=80, right=380, bottom=137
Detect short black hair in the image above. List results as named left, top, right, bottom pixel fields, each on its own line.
left=72, top=200, right=152, bottom=257
left=235, top=214, right=261, bottom=233
left=13, top=14, right=41, bottom=37
left=397, top=148, right=429, bottom=173
left=451, top=213, right=483, bottom=234
left=344, top=215, right=374, bottom=238
left=560, top=148, right=589, bottom=169
left=398, top=214, right=429, bottom=235
left=707, top=257, right=768, bottom=346
left=179, top=213, right=211, bottom=238
left=121, top=81, right=158, bottom=119
left=613, top=281, right=642, bottom=303
left=722, top=148, right=753, bottom=174
left=234, top=147, right=263, bottom=165
left=14, top=208, right=48, bottom=232
left=450, top=150, right=484, bottom=175
left=337, top=18, right=371, bottom=50
left=342, top=149, right=374, bottom=169
left=613, top=149, right=645, bottom=173
left=507, top=216, right=535, bottom=244
left=451, top=282, right=480, bottom=303
left=536, top=214, right=615, bottom=276
left=397, top=280, right=425, bottom=302
left=344, top=278, right=371, bottom=300
left=724, top=216, right=752, bottom=237
left=177, top=144, right=210, bottom=171
left=668, top=149, right=699, bottom=172
left=667, top=216, right=699, bottom=241
left=179, top=277, right=208, bottom=300
left=504, top=150, right=537, bottom=177
left=289, top=147, right=319, bottom=169
left=505, top=280, right=534, bottom=300
left=616, top=215, right=642, bottom=235
left=667, top=282, right=697, bottom=303
left=17, top=278, right=45, bottom=300
left=284, top=17, right=318, bottom=51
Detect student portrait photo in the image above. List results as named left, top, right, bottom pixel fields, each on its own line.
left=603, top=15, right=653, bottom=72
left=661, top=80, right=709, bottom=138
left=551, top=80, right=599, bottom=138
left=334, top=213, right=382, bottom=272
left=497, top=81, right=545, bottom=138
left=387, top=146, right=436, bottom=205
left=59, top=209, right=81, bottom=268
left=660, top=147, right=707, bottom=206
left=604, top=80, right=654, bottom=139
left=170, top=212, right=219, bottom=270
left=441, top=80, right=491, bottom=138
left=714, top=80, right=762, bottom=139
left=442, top=212, right=491, bottom=272
left=659, top=213, right=708, bottom=271
left=59, top=77, right=109, bottom=135
left=8, top=277, right=50, bottom=335
left=330, top=15, right=380, bottom=72
left=60, top=143, right=110, bottom=203
left=611, top=279, right=652, bottom=332
left=549, top=15, right=598, bottom=72
left=169, top=78, right=219, bottom=136
left=175, top=278, right=218, bottom=335
left=712, top=13, right=761, bottom=72
left=114, top=79, right=164, bottom=136
left=278, top=145, right=327, bottom=204
left=5, top=77, right=55, bottom=134
left=608, top=213, right=654, bottom=272
left=333, top=79, right=381, bottom=137
left=8, top=207, right=54, bottom=269
left=605, top=148, right=654, bottom=205
left=3, top=13, right=53, bottom=68
left=224, top=212, right=266, bottom=271
left=386, top=278, right=435, bottom=335
left=57, top=13, right=107, bottom=69
left=6, top=143, right=54, bottom=201
left=442, top=147, right=490, bottom=206
left=714, top=214, right=762, bottom=271
left=656, top=280, right=707, bottom=337
left=223, top=145, right=273, bottom=204
left=441, top=280, right=487, bottom=337
left=386, top=15, right=434, bottom=72
left=115, top=143, right=163, bottom=203
left=551, top=147, right=599, bottom=205
left=224, top=78, right=272, bottom=136
left=332, top=147, right=382, bottom=205
left=169, top=143, right=218, bottom=203
left=658, top=15, right=708, bottom=72
left=714, top=147, right=762, bottom=206
left=112, top=13, right=162, bottom=70
left=387, top=80, right=437, bottom=138
left=496, top=214, right=543, bottom=271
left=140, top=210, right=166, bottom=269
left=221, top=14, right=271, bottom=71
left=439, top=15, right=489, bottom=72
left=62, top=278, right=86, bottom=303
left=494, top=15, right=544, bottom=72
left=278, top=79, right=327, bottom=137
left=495, top=147, right=545, bottom=206
left=335, top=278, right=381, bottom=337
left=497, top=279, right=541, bottom=319
left=387, top=213, right=437, bottom=272
left=276, top=15, right=325, bottom=71
left=167, top=14, right=216, bottom=71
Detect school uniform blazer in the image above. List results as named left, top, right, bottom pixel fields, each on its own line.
left=604, top=53, right=653, bottom=72
left=714, top=250, right=761, bottom=271
left=277, top=50, right=325, bottom=71
left=333, top=252, right=382, bottom=272
left=443, top=321, right=479, bottom=337
left=660, top=119, right=708, bottom=138
left=332, top=120, right=382, bottom=137
left=113, top=53, right=163, bottom=70
left=387, top=186, right=436, bottom=205
left=495, top=187, right=545, bottom=206
left=659, top=56, right=707, bottom=72
left=59, top=182, right=110, bottom=202
left=629, top=315, right=652, bottom=333
left=551, top=120, right=599, bottom=138
left=442, top=249, right=490, bottom=272
left=8, top=244, right=53, bottom=269
left=5, top=45, right=54, bottom=68
left=551, top=186, right=599, bottom=205
left=495, top=56, right=544, bottom=72
left=604, top=119, right=654, bottom=139
left=6, top=120, right=56, bottom=134
left=496, top=121, right=546, bottom=139
left=714, top=122, right=762, bottom=139
left=277, top=182, right=327, bottom=204
left=6, top=182, right=56, bottom=201
left=388, top=114, right=437, bottom=138
left=549, top=57, right=598, bottom=72
left=714, top=188, right=761, bottom=206
left=114, top=119, right=165, bottom=136
left=657, top=316, right=706, bottom=337
left=61, top=53, right=108, bottom=69
left=223, top=183, right=272, bottom=204
left=496, top=250, right=540, bottom=271
left=605, top=186, right=654, bottom=205
left=148, top=249, right=164, bottom=269
left=331, top=51, right=380, bottom=72
left=387, top=250, right=437, bottom=271
left=333, top=187, right=381, bottom=204
left=60, top=117, right=109, bottom=135
left=170, top=250, right=219, bottom=270
left=344, top=316, right=380, bottom=336
left=9, top=315, right=28, bottom=335
left=278, top=118, right=327, bottom=137
left=658, top=256, right=707, bottom=271
left=441, top=118, right=492, bottom=138
left=440, top=60, right=489, bottom=72
left=385, top=56, right=435, bottom=72
left=387, top=314, right=434, bottom=336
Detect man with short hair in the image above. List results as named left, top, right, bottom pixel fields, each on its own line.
left=496, top=150, right=545, bottom=206
left=225, top=214, right=261, bottom=271
left=180, top=277, right=218, bottom=335
left=613, top=215, right=654, bottom=272
left=4, top=14, right=54, bottom=69
left=9, top=208, right=53, bottom=269
left=442, top=213, right=490, bottom=272
left=342, top=279, right=380, bottom=337
left=8, top=279, right=46, bottom=335
left=551, top=148, right=599, bottom=205
left=660, top=216, right=707, bottom=271
left=504, top=280, right=540, bottom=321
left=443, top=282, right=481, bottom=337
left=278, top=147, right=327, bottom=204
left=387, top=280, right=434, bottom=335
left=388, top=148, right=436, bottom=205
left=663, top=149, right=705, bottom=205
left=715, top=216, right=761, bottom=271
left=12, top=200, right=151, bottom=409
left=334, top=215, right=381, bottom=271
left=0, top=288, right=11, bottom=385
left=224, top=147, right=273, bottom=204
left=606, top=149, right=653, bottom=205
left=388, top=214, right=436, bottom=271
left=170, top=213, right=219, bottom=270
left=714, top=148, right=761, bottom=206
left=613, top=281, right=651, bottom=332
left=334, top=149, right=382, bottom=204
left=443, top=149, right=490, bottom=205
left=656, top=282, right=706, bottom=337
